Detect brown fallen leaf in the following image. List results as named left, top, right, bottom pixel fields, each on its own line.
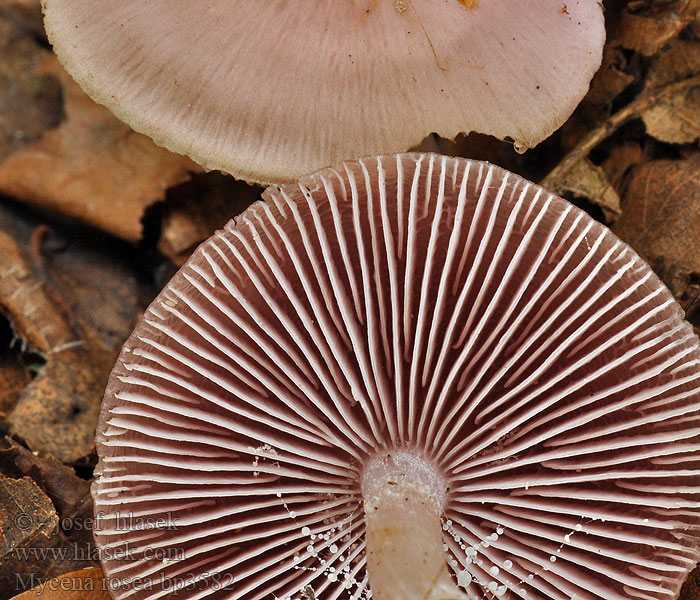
left=612, top=155, right=700, bottom=311
left=642, top=39, right=700, bottom=143
left=615, top=0, right=700, bottom=56
left=547, top=158, right=621, bottom=222
left=0, top=474, right=61, bottom=595
left=0, top=439, right=98, bottom=596
left=601, top=141, right=645, bottom=192
left=0, top=438, right=91, bottom=527
left=0, top=335, right=31, bottom=417
left=585, top=45, right=635, bottom=108
left=0, top=0, right=44, bottom=39
left=0, top=7, right=62, bottom=163
left=0, top=228, right=125, bottom=462
left=0, top=48, right=201, bottom=242
left=159, top=172, right=263, bottom=265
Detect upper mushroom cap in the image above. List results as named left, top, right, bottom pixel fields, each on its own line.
left=42, top=1, right=605, bottom=184
left=94, top=153, right=700, bottom=600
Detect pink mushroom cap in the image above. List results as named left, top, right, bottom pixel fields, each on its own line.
left=42, top=1, right=605, bottom=184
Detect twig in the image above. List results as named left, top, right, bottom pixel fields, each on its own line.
left=542, top=74, right=700, bottom=189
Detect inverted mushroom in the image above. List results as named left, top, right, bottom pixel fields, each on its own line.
left=42, top=1, right=605, bottom=184
left=94, top=153, right=700, bottom=600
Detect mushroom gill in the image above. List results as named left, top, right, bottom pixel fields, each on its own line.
left=94, top=154, right=700, bottom=600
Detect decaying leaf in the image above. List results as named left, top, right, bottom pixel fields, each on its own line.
left=642, top=39, right=700, bottom=143
left=0, top=474, right=59, bottom=594
left=0, top=438, right=91, bottom=524
left=643, top=88, right=700, bottom=143
left=613, top=155, right=700, bottom=311
left=0, top=224, right=139, bottom=462
left=0, top=333, right=31, bottom=416
left=547, top=158, right=621, bottom=222
left=0, top=50, right=201, bottom=242
left=601, top=141, right=644, bottom=191
left=11, top=568, right=111, bottom=600
left=0, top=229, right=108, bottom=461
left=616, top=0, right=700, bottom=56
left=585, top=45, right=635, bottom=108
left=159, top=172, right=263, bottom=265
left=0, top=438, right=98, bottom=596
left=0, top=7, right=62, bottom=163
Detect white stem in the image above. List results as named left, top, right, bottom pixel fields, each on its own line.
left=362, top=452, right=468, bottom=600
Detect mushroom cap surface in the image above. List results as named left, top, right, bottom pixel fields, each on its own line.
left=42, top=1, right=605, bottom=184
left=94, top=154, right=700, bottom=600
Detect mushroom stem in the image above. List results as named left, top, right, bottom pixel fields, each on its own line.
left=362, top=452, right=467, bottom=600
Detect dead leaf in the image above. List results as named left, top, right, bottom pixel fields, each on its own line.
left=0, top=0, right=44, bottom=39
left=643, top=88, right=700, bottom=143
left=616, top=0, right=700, bottom=56
left=0, top=438, right=91, bottom=523
left=0, top=9, right=63, bottom=162
left=0, top=229, right=118, bottom=462
left=0, top=474, right=60, bottom=594
left=0, top=438, right=98, bottom=595
left=548, top=158, right=621, bottom=222
left=601, top=142, right=644, bottom=191
left=0, top=330, right=31, bottom=416
left=159, top=172, right=262, bottom=265
left=612, top=155, right=700, bottom=310
left=642, top=39, right=700, bottom=143
left=0, top=51, right=201, bottom=242
left=585, top=45, right=635, bottom=107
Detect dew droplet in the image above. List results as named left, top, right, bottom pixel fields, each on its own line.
left=488, top=581, right=498, bottom=592
left=489, top=566, right=499, bottom=576
left=503, top=560, right=513, bottom=569
left=457, top=570, right=472, bottom=586
left=550, top=556, right=557, bottom=563
left=330, top=544, right=338, bottom=554
left=302, top=527, right=311, bottom=536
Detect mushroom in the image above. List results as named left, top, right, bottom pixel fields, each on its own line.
left=42, top=1, right=605, bottom=184
left=94, top=153, right=700, bottom=600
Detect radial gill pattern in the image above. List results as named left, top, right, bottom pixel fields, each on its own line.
left=94, top=153, right=700, bottom=600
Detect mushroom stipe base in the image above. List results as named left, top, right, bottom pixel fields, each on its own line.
left=362, top=452, right=465, bottom=599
